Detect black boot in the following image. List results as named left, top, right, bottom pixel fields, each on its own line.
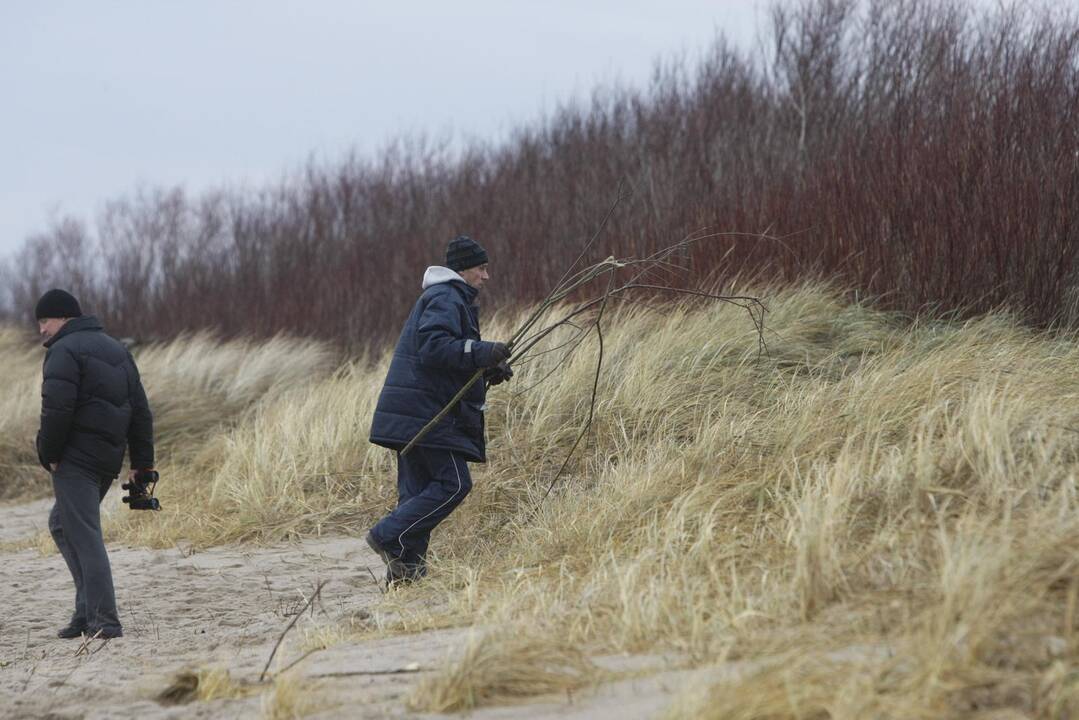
left=85, top=626, right=123, bottom=639
left=57, top=623, right=86, bottom=639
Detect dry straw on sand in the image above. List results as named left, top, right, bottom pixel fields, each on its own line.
left=408, top=628, right=602, bottom=712
left=5, top=281, right=1079, bottom=716
left=157, top=666, right=254, bottom=705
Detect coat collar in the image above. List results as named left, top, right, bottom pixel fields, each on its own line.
left=422, top=266, right=478, bottom=304
left=44, top=315, right=104, bottom=348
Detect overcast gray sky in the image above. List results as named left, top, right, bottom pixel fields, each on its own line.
left=0, top=1, right=769, bottom=258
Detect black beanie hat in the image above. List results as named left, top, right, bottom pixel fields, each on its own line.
left=446, top=235, right=489, bottom=272
left=34, top=289, right=82, bottom=320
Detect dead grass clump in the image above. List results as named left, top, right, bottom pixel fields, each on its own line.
left=157, top=666, right=253, bottom=704
left=408, top=629, right=603, bottom=712
left=665, top=652, right=874, bottom=720
left=262, top=672, right=325, bottom=720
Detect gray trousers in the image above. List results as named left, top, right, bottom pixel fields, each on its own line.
left=48, top=464, right=121, bottom=634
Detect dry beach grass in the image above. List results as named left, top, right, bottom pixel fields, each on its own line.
left=4, top=282, right=1079, bottom=717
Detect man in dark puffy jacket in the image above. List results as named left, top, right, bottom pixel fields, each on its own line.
left=366, top=236, right=512, bottom=585
left=35, top=289, right=154, bottom=639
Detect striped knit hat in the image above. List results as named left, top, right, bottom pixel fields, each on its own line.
left=446, top=235, right=488, bottom=272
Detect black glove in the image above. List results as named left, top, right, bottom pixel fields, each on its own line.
left=485, top=361, right=514, bottom=386
left=489, top=342, right=511, bottom=364
left=476, top=341, right=511, bottom=368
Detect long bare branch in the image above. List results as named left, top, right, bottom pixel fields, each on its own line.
left=527, top=273, right=614, bottom=519
left=401, top=225, right=770, bottom=458
left=259, top=581, right=327, bottom=683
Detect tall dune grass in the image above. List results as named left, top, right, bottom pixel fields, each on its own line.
left=5, top=282, right=1079, bottom=716
left=0, top=328, right=48, bottom=499
left=0, top=331, right=336, bottom=502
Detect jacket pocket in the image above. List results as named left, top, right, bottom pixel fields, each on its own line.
left=456, top=401, right=485, bottom=431
left=35, top=435, right=50, bottom=472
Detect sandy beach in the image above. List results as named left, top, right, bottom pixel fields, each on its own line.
left=0, top=497, right=686, bottom=719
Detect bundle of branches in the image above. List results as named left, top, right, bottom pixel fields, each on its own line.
left=403, top=196, right=768, bottom=516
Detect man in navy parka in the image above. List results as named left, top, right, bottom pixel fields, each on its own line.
left=366, top=236, right=512, bottom=584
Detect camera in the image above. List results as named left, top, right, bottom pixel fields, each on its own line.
left=122, top=469, right=161, bottom=511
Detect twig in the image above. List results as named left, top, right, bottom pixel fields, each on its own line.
left=364, top=566, right=386, bottom=595
left=548, top=180, right=631, bottom=297
left=503, top=184, right=631, bottom=353
left=508, top=259, right=625, bottom=352
left=19, top=663, right=37, bottom=693
left=509, top=321, right=587, bottom=368
left=259, top=580, right=327, bottom=682
left=510, top=328, right=593, bottom=399
left=526, top=273, right=613, bottom=520
left=277, top=647, right=325, bottom=675
left=309, top=667, right=425, bottom=678
left=73, top=629, right=102, bottom=658
left=503, top=274, right=767, bottom=525
left=511, top=281, right=767, bottom=364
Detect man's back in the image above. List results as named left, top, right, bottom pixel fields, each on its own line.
left=38, top=315, right=154, bottom=478
left=33, top=289, right=151, bottom=639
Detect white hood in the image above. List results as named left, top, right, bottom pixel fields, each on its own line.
left=422, top=266, right=466, bottom=289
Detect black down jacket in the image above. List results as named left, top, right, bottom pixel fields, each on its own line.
left=36, top=316, right=154, bottom=477
left=369, top=267, right=502, bottom=462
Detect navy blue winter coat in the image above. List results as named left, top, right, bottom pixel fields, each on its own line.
left=370, top=267, right=502, bottom=463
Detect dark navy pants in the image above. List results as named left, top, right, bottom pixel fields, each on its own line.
left=370, top=447, right=473, bottom=572
left=49, top=464, right=122, bottom=635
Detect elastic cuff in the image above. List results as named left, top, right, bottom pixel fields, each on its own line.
left=471, top=341, right=492, bottom=368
